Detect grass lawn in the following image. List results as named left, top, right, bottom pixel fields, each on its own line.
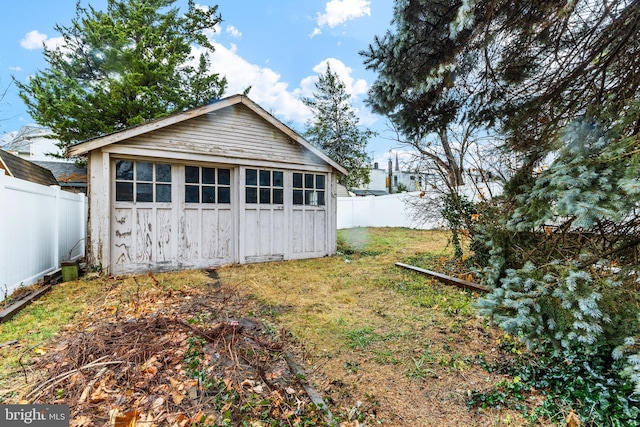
left=0, top=228, right=537, bottom=426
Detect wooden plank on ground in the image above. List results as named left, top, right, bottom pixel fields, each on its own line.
left=395, top=262, right=490, bottom=293
left=0, top=285, right=52, bottom=323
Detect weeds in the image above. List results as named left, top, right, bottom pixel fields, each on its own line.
left=343, top=327, right=380, bottom=349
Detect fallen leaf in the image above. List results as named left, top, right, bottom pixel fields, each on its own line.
left=33, top=348, right=47, bottom=355
left=114, top=410, right=139, bottom=427
left=151, top=396, right=165, bottom=411
left=171, top=390, right=185, bottom=405
left=566, top=410, right=581, bottom=427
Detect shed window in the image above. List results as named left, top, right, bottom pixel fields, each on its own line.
left=245, top=169, right=283, bottom=204
left=293, top=173, right=325, bottom=206
left=185, top=166, right=231, bottom=204
left=115, top=160, right=172, bottom=203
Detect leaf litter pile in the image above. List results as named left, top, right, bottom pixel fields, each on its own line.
left=24, top=271, right=328, bottom=426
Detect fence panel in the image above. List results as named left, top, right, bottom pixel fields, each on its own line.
left=337, top=192, right=436, bottom=230
left=0, top=173, right=87, bottom=300
left=337, top=183, right=502, bottom=230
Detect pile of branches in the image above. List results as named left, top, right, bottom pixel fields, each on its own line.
left=24, top=280, right=327, bottom=426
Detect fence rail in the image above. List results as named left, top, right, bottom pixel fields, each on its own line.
left=0, top=172, right=87, bottom=301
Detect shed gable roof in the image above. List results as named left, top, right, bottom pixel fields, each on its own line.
left=67, top=95, right=348, bottom=175
left=0, top=150, right=59, bottom=186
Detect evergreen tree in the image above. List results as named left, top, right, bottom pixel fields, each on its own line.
left=363, top=0, right=640, bottom=417
left=16, top=0, right=227, bottom=152
left=303, top=64, right=375, bottom=189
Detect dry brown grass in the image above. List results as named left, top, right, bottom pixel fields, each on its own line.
left=217, top=228, right=530, bottom=426
left=0, top=228, right=534, bottom=426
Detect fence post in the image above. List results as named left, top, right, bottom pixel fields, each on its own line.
left=0, top=173, right=6, bottom=291
left=52, top=185, right=61, bottom=267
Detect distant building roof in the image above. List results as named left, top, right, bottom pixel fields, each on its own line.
left=0, top=150, right=59, bottom=186
left=32, top=161, right=87, bottom=188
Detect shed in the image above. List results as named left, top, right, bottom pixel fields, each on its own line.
left=0, top=149, right=59, bottom=186
left=68, top=95, right=347, bottom=274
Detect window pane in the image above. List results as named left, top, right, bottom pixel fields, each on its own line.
left=273, top=171, right=283, bottom=187
left=218, top=187, right=231, bottom=204
left=137, top=162, right=153, bottom=181
left=218, top=169, right=231, bottom=185
left=293, top=173, right=302, bottom=189
left=293, top=190, right=303, bottom=205
left=115, top=160, right=133, bottom=180
left=305, top=190, right=315, bottom=205
left=260, top=188, right=271, bottom=204
left=246, top=187, right=257, bottom=203
left=260, top=188, right=271, bottom=203
left=202, top=167, right=216, bottom=184
left=185, top=185, right=199, bottom=203
left=156, top=184, right=171, bottom=202
left=273, top=189, right=283, bottom=204
left=115, top=182, right=133, bottom=201
left=137, top=183, right=153, bottom=202
left=317, top=191, right=325, bottom=206
left=202, top=186, right=216, bottom=203
left=305, top=173, right=314, bottom=188
left=316, top=175, right=325, bottom=189
left=185, top=166, right=199, bottom=183
left=246, top=169, right=257, bottom=186
left=156, top=164, right=171, bottom=182
left=259, top=170, right=271, bottom=186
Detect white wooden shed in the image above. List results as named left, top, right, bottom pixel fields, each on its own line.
left=68, top=95, right=347, bottom=275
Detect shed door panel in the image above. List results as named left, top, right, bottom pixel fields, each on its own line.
left=111, top=206, right=174, bottom=273
left=244, top=207, right=285, bottom=262
left=291, top=207, right=327, bottom=258
left=181, top=206, right=233, bottom=267
left=242, top=168, right=285, bottom=263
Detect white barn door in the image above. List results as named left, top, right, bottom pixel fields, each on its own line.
left=290, top=171, right=328, bottom=258
left=111, top=160, right=235, bottom=273
left=180, top=165, right=234, bottom=268
left=242, top=168, right=286, bottom=262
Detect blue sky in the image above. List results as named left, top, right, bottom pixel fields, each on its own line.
left=0, top=0, right=401, bottom=166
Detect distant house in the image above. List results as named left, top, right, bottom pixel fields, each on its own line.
left=0, top=149, right=59, bottom=187
left=67, top=95, right=348, bottom=275
left=33, top=161, right=87, bottom=193
left=353, top=159, right=431, bottom=196
left=1, top=126, right=65, bottom=162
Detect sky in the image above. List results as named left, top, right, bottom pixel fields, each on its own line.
left=0, top=0, right=403, bottom=167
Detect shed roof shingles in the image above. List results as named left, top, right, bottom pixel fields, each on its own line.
left=0, top=150, right=59, bottom=186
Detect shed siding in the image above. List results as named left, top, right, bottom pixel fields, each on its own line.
left=122, top=105, right=326, bottom=168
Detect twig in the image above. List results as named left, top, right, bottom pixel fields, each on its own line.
left=78, top=366, right=109, bottom=404
left=26, top=358, right=123, bottom=400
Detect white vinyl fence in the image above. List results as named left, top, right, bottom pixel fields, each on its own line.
left=0, top=172, right=87, bottom=300
left=337, top=192, right=438, bottom=230
left=338, top=183, right=503, bottom=230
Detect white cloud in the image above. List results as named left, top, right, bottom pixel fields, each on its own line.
left=226, top=25, right=242, bottom=38
left=197, top=42, right=311, bottom=124
left=9, top=66, right=22, bottom=72
left=194, top=37, right=375, bottom=128
left=299, top=58, right=368, bottom=100
left=20, top=30, right=65, bottom=50
left=311, top=0, right=371, bottom=36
